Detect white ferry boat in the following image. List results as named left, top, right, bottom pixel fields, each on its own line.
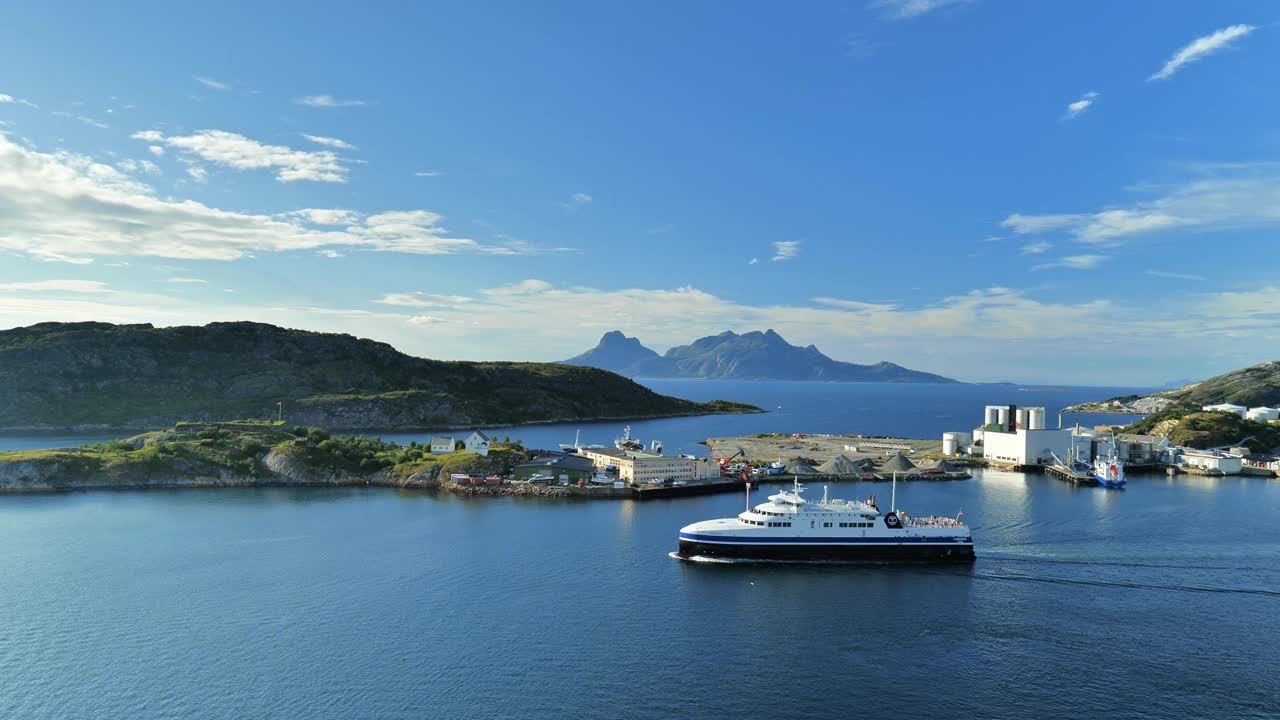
left=674, top=479, right=974, bottom=563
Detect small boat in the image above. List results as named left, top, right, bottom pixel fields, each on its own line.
left=1094, top=451, right=1127, bottom=488
left=615, top=425, right=645, bottom=452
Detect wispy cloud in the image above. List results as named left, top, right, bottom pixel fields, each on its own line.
left=52, top=111, right=109, bottom=129
left=166, top=277, right=208, bottom=284
left=317, top=249, right=344, bottom=258
left=284, top=209, right=360, bottom=226
left=771, top=240, right=800, bottom=261
left=1149, top=24, right=1256, bottom=81
left=749, top=258, right=760, bottom=265
left=1065, top=91, right=1098, bottom=119
left=133, top=129, right=352, bottom=183
left=117, top=158, right=161, bottom=175
left=195, top=76, right=230, bottom=91
left=0, top=93, right=38, bottom=109
left=414, top=170, right=443, bottom=177
left=1146, top=269, right=1205, bottom=282
left=376, top=292, right=473, bottom=308
left=293, top=95, right=367, bottom=108
left=1032, top=254, right=1105, bottom=271
left=872, top=0, right=971, bottom=20
left=1020, top=240, right=1052, bottom=254
left=0, top=280, right=110, bottom=293
left=302, top=133, right=355, bottom=150
left=1002, top=162, right=1280, bottom=244
left=562, top=192, right=592, bottom=209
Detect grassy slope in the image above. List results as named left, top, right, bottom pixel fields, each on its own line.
left=0, top=423, right=534, bottom=486
left=0, top=322, right=760, bottom=429
left=1126, top=411, right=1280, bottom=452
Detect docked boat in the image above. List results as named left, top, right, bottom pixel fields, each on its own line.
left=1093, top=451, right=1127, bottom=488
left=674, top=478, right=974, bottom=563
left=615, top=425, right=661, bottom=453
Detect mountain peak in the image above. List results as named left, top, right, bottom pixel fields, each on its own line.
left=561, top=331, right=659, bottom=373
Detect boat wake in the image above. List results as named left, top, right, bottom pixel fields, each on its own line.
left=969, top=570, right=1280, bottom=597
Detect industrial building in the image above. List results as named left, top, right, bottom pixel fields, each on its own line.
left=513, top=454, right=595, bottom=483
left=576, top=447, right=718, bottom=484
left=974, top=404, right=1081, bottom=467
left=1179, top=450, right=1245, bottom=475
left=1247, top=406, right=1279, bottom=422
left=1202, top=403, right=1248, bottom=417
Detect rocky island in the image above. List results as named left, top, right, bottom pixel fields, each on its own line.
left=0, top=321, right=760, bottom=432
left=0, top=421, right=544, bottom=493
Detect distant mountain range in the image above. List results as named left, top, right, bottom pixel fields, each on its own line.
left=562, top=329, right=957, bottom=383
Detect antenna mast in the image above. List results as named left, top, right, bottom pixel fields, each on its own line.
left=891, top=472, right=897, bottom=513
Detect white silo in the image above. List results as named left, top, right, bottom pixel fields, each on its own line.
left=1028, top=407, right=1046, bottom=430
left=1015, top=407, right=1029, bottom=429
left=995, top=406, right=1009, bottom=428
left=942, top=434, right=959, bottom=455
left=984, top=406, right=1001, bottom=426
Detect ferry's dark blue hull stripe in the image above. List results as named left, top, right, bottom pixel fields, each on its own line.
left=679, top=532, right=971, bottom=544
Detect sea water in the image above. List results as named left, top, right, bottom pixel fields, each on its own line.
left=1, top=381, right=1277, bottom=719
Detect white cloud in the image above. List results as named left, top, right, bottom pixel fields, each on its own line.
left=186, top=165, right=209, bottom=182
left=482, top=279, right=554, bottom=296
left=285, top=208, right=360, bottom=226
left=1032, top=254, right=1105, bottom=271
left=1065, top=91, right=1098, bottom=119
left=52, top=111, right=109, bottom=129
left=771, top=240, right=800, bottom=261
left=302, top=133, right=355, bottom=150
left=147, top=145, right=165, bottom=157
left=749, top=258, right=759, bottom=265
left=1145, top=270, right=1205, bottom=282
left=137, top=129, right=351, bottom=183
left=195, top=76, right=230, bottom=91
left=0, top=93, right=38, bottom=108
left=166, top=277, right=207, bottom=284
left=1149, top=24, right=1255, bottom=81
left=1001, top=162, right=1280, bottom=244
left=377, top=292, right=473, bottom=308
left=117, top=158, right=161, bottom=176
left=293, top=95, right=367, bottom=108
left=562, top=192, right=593, bottom=209
left=872, top=0, right=971, bottom=20
left=407, top=315, right=447, bottom=326
left=0, top=279, right=110, bottom=293
left=1019, top=240, right=1052, bottom=254
left=317, top=249, right=344, bottom=258
left=0, top=134, right=551, bottom=264
left=414, top=170, right=443, bottom=177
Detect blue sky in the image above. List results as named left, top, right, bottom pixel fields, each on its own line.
left=1, top=1, right=1278, bottom=384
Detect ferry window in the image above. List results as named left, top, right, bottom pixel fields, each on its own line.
left=823, top=522, right=832, bottom=528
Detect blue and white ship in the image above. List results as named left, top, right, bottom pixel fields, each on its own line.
left=674, top=479, right=974, bottom=563
left=1093, top=451, right=1127, bottom=488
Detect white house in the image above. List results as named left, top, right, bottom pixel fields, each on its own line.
left=464, top=431, right=491, bottom=456
left=1202, top=403, right=1247, bottom=417
left=430, top=436, right=456, bottom=454
left=1246, top=407, right=1279, bottom=422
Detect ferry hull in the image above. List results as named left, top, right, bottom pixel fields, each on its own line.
left=677, top=538, right=975, bottom=563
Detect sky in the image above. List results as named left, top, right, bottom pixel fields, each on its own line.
left=1, top=1, right=1278, bottom=385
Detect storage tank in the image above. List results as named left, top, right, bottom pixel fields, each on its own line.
left=984, top=406, right=1001, bottom=426
left=942, top=436, right=959, bottom=455
left=1015, top=407, right=1029, bottom=429
left=995, top=407, right=1009, bottom=428
left=1028, top=407, right=1046, bottom=430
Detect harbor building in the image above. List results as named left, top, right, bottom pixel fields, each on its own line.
left=974, top=404, right=1078, bottom=466
left=577, top=447, right=718, bottom=484
left=1179, top=450, right=1245, bottom=475
left=513, top=454, right=595, bottom=483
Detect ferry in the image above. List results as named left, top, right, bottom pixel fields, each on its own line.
left=674, top=478, right=974, bottom=563
left=1093, top=451, right=1127, bottom=488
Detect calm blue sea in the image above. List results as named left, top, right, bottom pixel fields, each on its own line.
left=1, top=381, right=1278, bottom=720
